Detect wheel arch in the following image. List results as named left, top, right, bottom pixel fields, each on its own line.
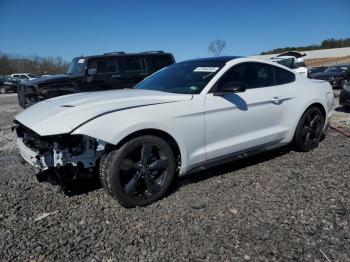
left=111, top=128, right=183, bottom=172
left=306, top=102, right=326, bottom=120
left=291, top=101, right=328, bottom=140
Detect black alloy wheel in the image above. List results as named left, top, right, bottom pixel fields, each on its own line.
left=294, top=107, right=324, bottom=151
left=100, top=135, right=176, bottom=207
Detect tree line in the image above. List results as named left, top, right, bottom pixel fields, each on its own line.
left=0, top=51, right=69, bottom=76
left=260, top=38, right=350, bottom=55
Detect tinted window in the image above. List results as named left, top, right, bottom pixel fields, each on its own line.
left=88, top=58, right=119, bottom=73
left=220, top=62, right=274, bottom=89
left=151, top=56, right=173, bottom=71
left=275, top=67, right=295, bottom=85
left=124, top=57, right=148, bottom=72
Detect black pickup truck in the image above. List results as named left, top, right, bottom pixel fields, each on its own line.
left=18, top=51, right=175, bottom=108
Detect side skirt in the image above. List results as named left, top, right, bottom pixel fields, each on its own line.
left=183, top=140, right=286, bottom=176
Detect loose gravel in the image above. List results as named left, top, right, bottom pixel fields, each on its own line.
left=0, top=94, right=350, bottom=261
left=331, top=90, right=350, bottom=130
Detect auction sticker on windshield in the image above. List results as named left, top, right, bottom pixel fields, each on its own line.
left=78, top=59, right=85, bottom=63
left=193, top=67, right=219, bottom=73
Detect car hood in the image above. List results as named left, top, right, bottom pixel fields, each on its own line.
left=15, top=89, right=192, bottom=136
left=27, top=74, right=81, bottom=86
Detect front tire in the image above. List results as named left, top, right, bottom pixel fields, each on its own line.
left=100, top=135, right=176, bottom=207
left=293, top=107, right=325, bottom=152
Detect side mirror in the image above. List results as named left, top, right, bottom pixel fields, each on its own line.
left=87, top=68, right=97, bottom=76
left=214, top=81, right=246, bottom=96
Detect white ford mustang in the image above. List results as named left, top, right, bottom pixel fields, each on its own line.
left=14, top=57, right=334, bottom=207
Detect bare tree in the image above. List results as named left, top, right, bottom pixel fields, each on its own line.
left=0, top=51, right=69, bottom=75
left=208, top=39, right=227, bottom=56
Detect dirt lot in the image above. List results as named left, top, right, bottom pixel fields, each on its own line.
left=0, top=94, right=349, bottom=261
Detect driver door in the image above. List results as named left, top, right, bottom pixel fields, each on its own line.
left=204, top=62, right=290, bottom=160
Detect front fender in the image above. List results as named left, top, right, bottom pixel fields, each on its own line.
left=71, top=108, right=202, bottom=175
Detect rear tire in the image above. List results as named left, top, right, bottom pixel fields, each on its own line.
left=293, top=107, right=325, bottom=152
left=100, top=135, right=176, bottom=207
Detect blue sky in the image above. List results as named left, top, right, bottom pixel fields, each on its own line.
left=0, top=0, right=349, bottom=62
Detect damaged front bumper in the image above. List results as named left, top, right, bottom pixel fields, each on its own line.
left=17, top=136, right=49, bottom=170
left=15, top=123, right=107, bottom=171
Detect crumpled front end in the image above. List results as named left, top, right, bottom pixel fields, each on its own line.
left=15, top=122, right=107, bottom=171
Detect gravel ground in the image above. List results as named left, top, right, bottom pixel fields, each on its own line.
left=0, top=94, right=350, bottom=261
left=331, top=90, right=350, bottom=129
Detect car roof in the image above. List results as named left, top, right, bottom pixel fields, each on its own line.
left=180, top=56, right=242, bottom=63
left=75, top=51, right=174, bottom=60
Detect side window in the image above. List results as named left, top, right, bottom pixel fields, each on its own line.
left=124, top=57, right=148, bottom=72
left=219, top=62, right=274, bottom=89
left=88, top=58, right=119, bottom=74
left=275, top=67, right=296, bottom=85
left=151, top=56, right=173, bottom=71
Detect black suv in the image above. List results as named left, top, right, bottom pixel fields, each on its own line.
left=18, top=51, right=175, bottom=108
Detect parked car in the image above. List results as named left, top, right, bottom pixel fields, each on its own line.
left=307, top=66, right=328, bottom=78
left=11, top=73, right=39, bottom=81
left=271, top=56, right=307, bottom=76
left=339, top=80, right=350, bottom=108
left=309, top=65, right=350, bottom=89
left=0, top=75, right=21, bottom=94
left=14, top=57, right=333, bottom=207
left=276, top=51, right=306, bottom=59
left=17, top=51, right=175, bottom=108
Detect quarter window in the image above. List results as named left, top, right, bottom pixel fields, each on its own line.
left=124, top=57, right=148, bottom=72
left=275, top=67, right=295, bottom=85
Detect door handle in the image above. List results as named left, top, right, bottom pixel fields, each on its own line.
left=111, top=74, right=121, bottom=78
left=271, top=96, right=284, bottom=104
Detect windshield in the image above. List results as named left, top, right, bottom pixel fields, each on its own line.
left=67, top=57, right=86, bottom=75
left=135, top=61, right=225, bottom=94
